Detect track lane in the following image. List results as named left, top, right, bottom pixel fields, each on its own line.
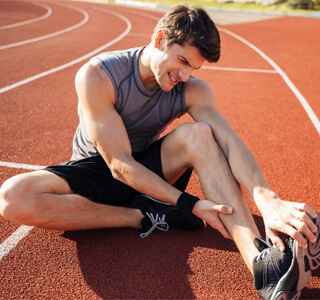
left=224, top=17, right=320, bottom=130
left=0, top=2, right=82, bottom=45
left=0, top=5, right=128, bottom=88
left=0, top=0, right=51, bottom=28
left=0, top=3, right=89, bottom=51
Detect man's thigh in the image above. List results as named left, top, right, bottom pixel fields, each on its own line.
left=2, top=170, right=72, bottom=197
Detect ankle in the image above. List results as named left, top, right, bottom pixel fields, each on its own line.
left=131, top=208, right=144, bottom=229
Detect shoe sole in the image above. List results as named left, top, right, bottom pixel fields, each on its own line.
left=262, top=213, right=320, bottom=300
left=296, top=211, right=320, bottom=291
left=272, top=290, right=301, bottom=300
left=276, top=212, right=320, bottom=298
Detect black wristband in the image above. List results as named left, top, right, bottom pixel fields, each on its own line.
left=176, top=192, right=200, bottom=213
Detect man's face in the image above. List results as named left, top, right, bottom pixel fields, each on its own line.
left=151, top=41, right=205, bottom=92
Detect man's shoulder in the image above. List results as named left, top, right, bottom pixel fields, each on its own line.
left=75, top=59, right=115, bottom=104
left=76, top=60, right=108, bottom=86
left=185, top=76, right=216, bottom=110
left=186, top=76, right=213, bottom=98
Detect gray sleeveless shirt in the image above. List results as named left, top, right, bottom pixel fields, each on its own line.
left=72, top=47, right=187, bottom=160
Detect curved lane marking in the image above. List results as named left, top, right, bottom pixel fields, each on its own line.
left=0, top=10, right=132, bottom=94
left=0, top=1, right=52, bottom=30
left=0, top=4, right=89, bottom=50
left=202, top=66, right=277, bottom=73
left=218, top=27, right=320, bottom=136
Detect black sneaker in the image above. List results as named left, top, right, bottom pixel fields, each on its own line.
left=296, top=211, right=320, bottom=291
left=131, top=194, right=205, bottom=238
left=252, top=237, right=302, bottom=300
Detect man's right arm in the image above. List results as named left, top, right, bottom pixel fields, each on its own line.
left=75, top=61, right=182, bottom=205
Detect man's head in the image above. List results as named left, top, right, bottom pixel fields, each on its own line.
left=153, top=4, right=221, bottom=63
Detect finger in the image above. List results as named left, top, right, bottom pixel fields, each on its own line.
left=296, top=203, right=317, bottom=219
left=284, top=224, right=308, bottom=249
left=206, top=215, right=232, bottom=239
left=214, top=204, right=233, bottom=215
left=291, top=216, right=317, bottom=244
left=294, top=210, right=318, bottom=234
left=215, top=222, right=232, bottom=240
left=267, top=230, right=285, bottom=252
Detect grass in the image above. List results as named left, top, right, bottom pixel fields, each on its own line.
left=109, top=0, right=320, bottom=15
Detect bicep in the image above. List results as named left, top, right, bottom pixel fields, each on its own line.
left=75, top=62, right=132, bottom=165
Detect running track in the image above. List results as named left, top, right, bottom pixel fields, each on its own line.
left=0, top=0, right=319, bottom=299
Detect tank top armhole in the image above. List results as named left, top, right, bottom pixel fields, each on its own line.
left=180, top=82, right=187, bottom=116
left=90, top=57, right=119, bottom=106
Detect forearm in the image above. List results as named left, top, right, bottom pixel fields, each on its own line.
left=108, top=153, right=182, bottom=205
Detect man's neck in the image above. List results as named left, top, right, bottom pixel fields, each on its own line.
left=138, top=44, right=158, bottom=91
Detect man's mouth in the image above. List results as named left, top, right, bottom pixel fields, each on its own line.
left=168, top=72, right=178, bottom=84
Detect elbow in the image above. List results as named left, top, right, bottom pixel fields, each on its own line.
left=109, top=162, right=123, bottom=182
left=108, top=157, right=130, bottom=184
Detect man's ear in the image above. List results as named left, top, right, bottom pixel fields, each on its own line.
left=154, top=29, right=166, bottom=49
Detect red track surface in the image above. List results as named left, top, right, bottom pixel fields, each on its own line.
left=0, top=0, right=319, bottom=299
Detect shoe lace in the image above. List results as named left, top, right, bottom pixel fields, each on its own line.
left=140, top=212, right=169, bottom=238
left=255, top=235, right=276, bottom=262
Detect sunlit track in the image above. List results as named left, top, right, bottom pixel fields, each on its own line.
left=219, top=27, right=320, bottom=136
left=0, top=1, right=52, bottom=30
left=0, top=9, right=132, bottom=94
left=0, top=2, right=320, bottom=298
left=0, top=3, right=89, bottom=50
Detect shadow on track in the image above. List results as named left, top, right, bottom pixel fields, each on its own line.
left=62, top=226, right=238, bottom=299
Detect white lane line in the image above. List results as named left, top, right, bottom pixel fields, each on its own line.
left=0, top=1, right=52, bottom=30
left=0, top=9, right=132, bottom=95
left=0, top=161, right=45, bottom=170
left=202, top=66, right=277, bottom=73
left=0, top=4, right=89, bottom=50
left=0, top=226, right=34, bottom=261
left=218, top=27, right=320, bottom=136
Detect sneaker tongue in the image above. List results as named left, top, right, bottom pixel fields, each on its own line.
left=252, top=256, right=264, bottom=290
left=254, top=237, right=270, bottom=252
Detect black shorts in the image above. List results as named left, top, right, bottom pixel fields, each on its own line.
left=45, top=138, right=192, bottom=207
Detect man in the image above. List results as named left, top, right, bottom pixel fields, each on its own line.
left=0, top=4, right=319, bottom=299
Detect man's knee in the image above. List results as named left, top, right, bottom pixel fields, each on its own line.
left=179, top=122, right=220, bottom=157
left=0, top=173, right=41, bottom=224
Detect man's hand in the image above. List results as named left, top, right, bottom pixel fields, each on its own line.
left=193, top=199, right=233, bottom=239
left=257, top=191, right=318, bottom=252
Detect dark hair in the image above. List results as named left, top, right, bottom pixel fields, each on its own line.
left=154, top=4, right=221, bottom=63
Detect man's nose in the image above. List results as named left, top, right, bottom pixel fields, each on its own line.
left=178, top=66, right=192, bottom=82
